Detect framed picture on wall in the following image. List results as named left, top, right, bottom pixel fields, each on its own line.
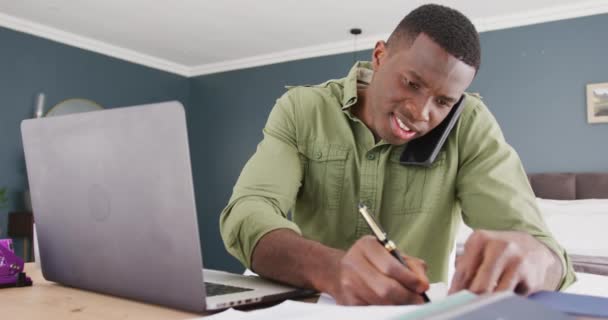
left=586, top=82, right=608, bottom=123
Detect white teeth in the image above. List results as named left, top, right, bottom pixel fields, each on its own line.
left=396, top=117, right=411, bottom=131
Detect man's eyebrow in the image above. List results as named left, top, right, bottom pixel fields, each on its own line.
left=407, top=70, right=429, bottom=87
left=408, top=70, right=459, bottom=103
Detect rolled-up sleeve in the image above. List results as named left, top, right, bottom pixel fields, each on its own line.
left=455, top=99, right=576, bottom=290
left=219, top=91, right=303, bottom=268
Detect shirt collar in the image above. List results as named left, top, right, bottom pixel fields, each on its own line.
left=342, top=61, right=374, bottom=110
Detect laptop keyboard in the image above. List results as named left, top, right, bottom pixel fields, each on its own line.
left=204, top=282, right=254, bottom=297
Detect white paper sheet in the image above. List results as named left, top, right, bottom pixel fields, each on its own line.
left=316, top=282, right=448, bottom=305
left=198, top=300, right=420, bottom=320
left=196, top=308, right=246, bottom=320
left=193, top=273, right=608, bottom=320
left=566, top=272, right=608, bottom=298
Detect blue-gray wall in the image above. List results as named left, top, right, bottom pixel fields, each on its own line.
left=0, top=26, right=189, bottom=256
left=189, top=13, right=608, bottom=273
left=471, top=14, right=608, bottom=172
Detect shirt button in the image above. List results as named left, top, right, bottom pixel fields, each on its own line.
left=367, top=153, right=376, bottom=160
left=315, top=151, right=322, bottom=159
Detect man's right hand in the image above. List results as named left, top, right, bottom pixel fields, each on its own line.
left=251, top=230, right=429, bottom=306
left=326, top=235, right=430, bottom=305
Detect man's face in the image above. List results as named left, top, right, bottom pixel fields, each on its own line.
left=364, top=33, right=476, bottom=145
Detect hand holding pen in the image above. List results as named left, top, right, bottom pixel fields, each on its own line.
left=323, top=204, right=431, bottom=305
left=358, top=203, right=431, bottom=303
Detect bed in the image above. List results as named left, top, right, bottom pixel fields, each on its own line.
left=527, top=172, right=608, bottom=276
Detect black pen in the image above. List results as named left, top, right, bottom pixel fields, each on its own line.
left=358, top=203, right=431, bottom=303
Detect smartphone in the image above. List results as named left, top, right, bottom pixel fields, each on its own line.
left=400, top=95, right=466, bottom=167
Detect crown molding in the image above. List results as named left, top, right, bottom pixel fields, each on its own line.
left=0, top=12, right=190, bottom=77
left=1, top=1, right=607, bottom=78
left=188, top=34, right=387, bottom=76
left=473, top=0, right=608, bottom=32
left=189, top=0, right=608, bottom=76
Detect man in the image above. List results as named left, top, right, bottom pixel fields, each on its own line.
left=220, top=4, right=575, bottom=305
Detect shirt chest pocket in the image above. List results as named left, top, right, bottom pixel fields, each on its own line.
left=382, top=149, right=447, bottom=215
left=299, top=144, right=349, bottom=214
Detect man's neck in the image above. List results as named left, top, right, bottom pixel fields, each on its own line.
left=352, top=88, right=381, bottom=143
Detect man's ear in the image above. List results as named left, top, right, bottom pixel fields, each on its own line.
left=372, top=41, right=388, bottom=70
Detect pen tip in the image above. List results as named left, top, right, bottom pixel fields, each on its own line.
left=358, top=202, right=365, bottom=209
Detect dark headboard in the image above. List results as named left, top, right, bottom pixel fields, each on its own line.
left=528, top=172, right=608, bottom=200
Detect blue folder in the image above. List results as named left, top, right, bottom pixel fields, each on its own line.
left=529, top=291, right=608, bottom=318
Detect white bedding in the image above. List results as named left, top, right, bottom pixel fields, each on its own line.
left=536, top=198, right=608, bottom=257
left=455, top=198, right=608, bottom=257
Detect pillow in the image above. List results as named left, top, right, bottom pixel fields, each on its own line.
left=536, top=198, right=608, bottom=257
left=454, top=198, right=608, bottom=258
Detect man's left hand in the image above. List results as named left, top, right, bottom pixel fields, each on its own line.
left=449, top=230, right=562, bottom=295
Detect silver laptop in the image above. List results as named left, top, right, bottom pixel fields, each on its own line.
left=21, top=101, right=311, bottom=312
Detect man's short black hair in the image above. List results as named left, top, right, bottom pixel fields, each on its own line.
left=387, top=4, right=481, bottom=71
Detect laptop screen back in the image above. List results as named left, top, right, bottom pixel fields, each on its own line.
left=21, top=101, right=207, bottom=312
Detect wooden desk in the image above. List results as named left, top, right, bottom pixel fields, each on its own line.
left=3, top=263, right=203, bottom=320
left=4, top=264, right=605, bottom=320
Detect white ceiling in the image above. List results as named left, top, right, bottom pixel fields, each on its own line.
left=0, top=0, right=607, bottom=77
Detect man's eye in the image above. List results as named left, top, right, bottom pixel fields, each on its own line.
left=406, top=80, right=420, bottom=90
left=436, top=98, right=449, bottom=107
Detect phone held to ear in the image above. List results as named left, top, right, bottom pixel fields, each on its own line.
left=400, top=95, right=466, bottom=167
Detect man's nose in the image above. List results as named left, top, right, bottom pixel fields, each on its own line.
left=405, top=97, right=432, bottom=122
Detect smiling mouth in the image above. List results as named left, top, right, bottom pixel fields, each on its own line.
left=396, top=116, right=413, bottom=132
left=390, top=114, right=418, bottom=141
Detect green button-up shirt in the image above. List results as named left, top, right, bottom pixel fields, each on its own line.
left=220, top=62, right=575, bottom=288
